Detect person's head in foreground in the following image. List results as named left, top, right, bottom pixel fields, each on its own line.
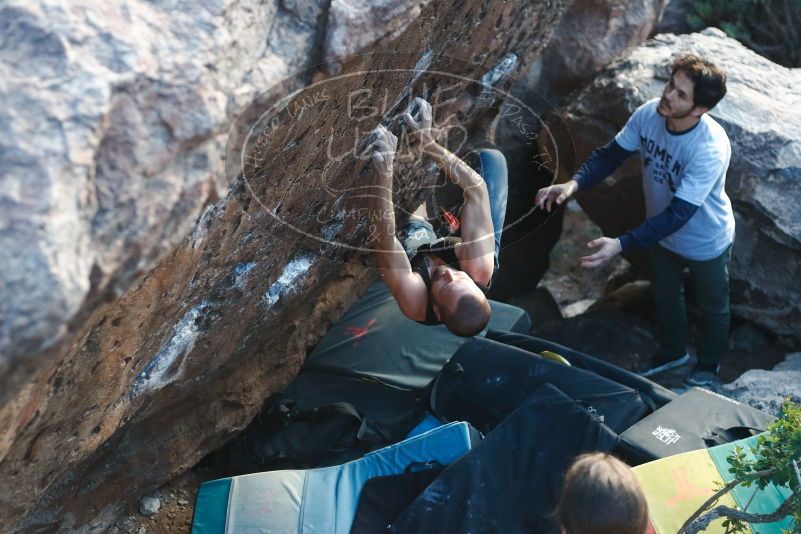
left=557, top=452, right=649, bottom=534
left=658, top=53, right=727, bottom=120
left=429, top=265, right=490, bottom=337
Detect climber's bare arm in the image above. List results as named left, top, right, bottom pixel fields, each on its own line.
left=370, top=125, right=428, bottom=320
left=403, top=98, right=494, bottom=286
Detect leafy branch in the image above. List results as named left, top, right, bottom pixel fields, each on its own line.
left=680, top=491, right=798, bottom=533
left=677, top=400, right=801, bottom=533
left=686, top=0, right=801, bottom=67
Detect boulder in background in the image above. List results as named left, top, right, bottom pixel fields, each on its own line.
left=722, top=353, right=801, bottom=414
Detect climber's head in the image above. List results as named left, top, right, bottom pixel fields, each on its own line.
left=429, top=265, right=490, bottom=337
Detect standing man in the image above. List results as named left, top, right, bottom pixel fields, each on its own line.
left=535, top=54, right=733, bottom=386
left=369, top=98, right=508, bottom=337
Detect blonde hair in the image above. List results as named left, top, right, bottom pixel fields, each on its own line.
left=557, top=452, right=648, bottom=534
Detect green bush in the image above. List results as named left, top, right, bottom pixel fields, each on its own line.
left=686, top=0, right=801, bottom=67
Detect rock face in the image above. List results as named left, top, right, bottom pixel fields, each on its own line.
left=324, top=0, right=432, bottom=73
left=722, top=353, right=801, bottom=414
left=548, top=29, right=801, bottom=340
left=0, top=0, right=331, bottom=399
left=0, top=0, right=566, bottom=531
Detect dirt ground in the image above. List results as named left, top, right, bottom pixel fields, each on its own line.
left=540, top=200, right=630, bottom=311
left=112, top=462, right=226, bottom=534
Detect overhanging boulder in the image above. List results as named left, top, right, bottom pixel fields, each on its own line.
left=0, top=0, right=567, bottom=531
left=546, top=28, right=801, bottom=340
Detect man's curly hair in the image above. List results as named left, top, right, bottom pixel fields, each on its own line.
left=671, top=54, right=727, bottom=110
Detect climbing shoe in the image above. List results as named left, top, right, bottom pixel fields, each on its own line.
left=686, top=362, right=720, bottom=387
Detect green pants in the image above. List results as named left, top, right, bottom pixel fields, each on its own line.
left=647, top=244, right=732, bottom=365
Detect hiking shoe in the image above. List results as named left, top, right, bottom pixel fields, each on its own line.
left=638, top=353, right=691, bottom=377
left=686, top=362, right=720, bottom=387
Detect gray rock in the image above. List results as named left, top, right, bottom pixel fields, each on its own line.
left=722, top=353, right=801, bottom=414
left=546, top=29, right=801, bottom=341
left=138, top=495, right=160, bottom=518
left=113, top=516, right=137, bottom=533
left=522, top=0, right=667, bottom=107
left=774, top=352, right=801, bottom=372
left=0, top=0, right=324, bottom=394
left=731, top=322, right=771, bottom=352
left=324, top=0, right=432, bottom=74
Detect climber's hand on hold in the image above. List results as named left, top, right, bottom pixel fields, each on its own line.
left=403, top=97, right=435, bottom=149
left=371, top=124, right=398, bottom=179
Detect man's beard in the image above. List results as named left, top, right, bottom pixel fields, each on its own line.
left=659, top=98, right=694, bottom=120
left=431, top=265, right=448, bottom=282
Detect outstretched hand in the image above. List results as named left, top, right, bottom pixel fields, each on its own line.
left=403, top=97, right=435, bottom=148
left=580, top=237, right=622, bottom=269
left=534, top=180, right=578, bottom=212
left=371, top=124, right=398, bottom=178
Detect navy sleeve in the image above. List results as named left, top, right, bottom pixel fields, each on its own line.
left=573, top=139, right=638, bottom=191
left=618, top=197, right=699, bottom=251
